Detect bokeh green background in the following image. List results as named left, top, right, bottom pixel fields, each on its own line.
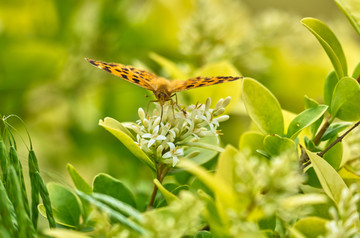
left=1, top=0, right=359, bottom=188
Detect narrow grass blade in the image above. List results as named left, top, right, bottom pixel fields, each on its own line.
left=0, top=180, right=16, bottom=237
left=0, top=139, right=9, bottom=186
left=8, top=166, right=37, bottom=238
left=28, top=150, right=40, bottom=228
left=9, top=146, right=30, bottom=216
left=37, top=172, right=56, bottom=228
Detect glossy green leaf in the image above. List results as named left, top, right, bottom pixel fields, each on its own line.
left=324, top=71, right=338, bottom=107
left=293, top=217, right=328, bottom=238
left=242, top=78, right=284, bottom=135
left=93, top=173, right=136, bottom=208
left=304, top=96, right=324, bottom=137
left=287, top=105, right=328, bottom=139
left=331, top=77, right=360, bottom=121
left=47, top=182, right=81, bottom=228
left=263, top=134, right=296, bottom=156
left=335, top=0, right=360, bottom=36
left=306, top=150, right=348, bottom=204
left=66, top=164, right=92, bottom=195
left=99, top=117, right=155, bottom=171
left=321, top=122, right=351, bottom=141
left=301, top=18, right=347, bottom=78
left=323, top=138, right=343, bottom=170
left=239, top=131, right=265, bottom=157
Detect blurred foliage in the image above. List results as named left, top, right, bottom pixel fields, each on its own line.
left=0, top=0, right=359, bottom=197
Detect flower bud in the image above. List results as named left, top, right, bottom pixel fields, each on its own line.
left=216, top=115, right=229, bottom=122
left=213, top=108, right=225, bottom=117
left=222, top=96, right=231, bottom=108
left=205, top=98, right=211, bottom=111
left=214, top=98, right=224, bottom=111
left=138, top=108, right=145, bottom=121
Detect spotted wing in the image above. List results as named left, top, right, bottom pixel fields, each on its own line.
left=171, top=76, right=242, bottom=92
left=86, top=58, right=158, bottom=90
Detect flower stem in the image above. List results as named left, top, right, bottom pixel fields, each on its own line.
left=146, top=164, right=169, bottom=210
left=313, top=115, right=332, bottom=145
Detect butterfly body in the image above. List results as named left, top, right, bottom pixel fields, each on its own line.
left=86, top=58, right=242, bottom=105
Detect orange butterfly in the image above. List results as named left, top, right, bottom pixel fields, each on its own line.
left=86, top=58, right=242, bottom=106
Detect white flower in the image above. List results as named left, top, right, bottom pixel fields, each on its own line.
left=163, top=142, right=184, bottom=167
left=142, top=125, right=167, bottom=147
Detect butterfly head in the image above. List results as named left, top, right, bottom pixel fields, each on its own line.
left=153, top=84, right=173, bottom=105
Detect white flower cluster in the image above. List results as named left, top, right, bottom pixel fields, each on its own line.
left=324, top=184, right=360, bottom=238
left=128, top=97, right=231, bottom=167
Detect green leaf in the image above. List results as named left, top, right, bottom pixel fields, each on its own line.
left=184, top=136, right=219, bottom=165
left=195, top=230, right=213, bottom=238
left=99, top=117, right=155, bottom=171
left=92, top=192, right=143, bottom=222
left=153, top=179, right=179, bottom=205
left=293, top=217, right=328, bottom=238
left=66, top=164, right=92, bottom=195
left=242, top=78, right=284, bottom=135
left=287, top=105, right=328, bottom=139
left=335, top=0, right=360, bottom=36
left=238, top=131, right=265, bottom=157
left=352, top=61, right=360, bottom=79
left=215, top=145, right=238, bottom=188
left=47, top=182, right=81, bottom=228
left=331, top=77, right=360, bottom=121
left=306, top=150, right=348, bottom=204
left=93, top=173, right=136, bottom=208
left=76, top=191, right=146, bottom=234
left=324, top=71, right=339, bottom=107
left=321, top=122, right=351, bottom=141
left=43, top=228, right=92, bottom=238
left=263, top=134, right=296, bottom=156
left=301, top=18, right=347, bottom=78
left=323, top=137, right=343, bottom=170
left=304, top=96, right=324, bottom=137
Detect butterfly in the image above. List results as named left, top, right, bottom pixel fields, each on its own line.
left=86, top=58, right=242, bottom=106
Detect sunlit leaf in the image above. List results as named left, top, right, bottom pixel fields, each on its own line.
left=301, top=18, right=347, bottom=78
left=93, top=173, right=136, bottom=208
left=242, top=78, right=284, bottom=135
left=67, top=164, right=92, bottom=195
left=47, top=183, right=81, bottom=228
left=287, top=105, right=328, bottom=139
left=263, top=134, right=296, bottom=156
left=293, top=217, right=328, bottom=238
left=99, top=117, right=155, bottom=171
left=306, top=150, right=348, bottom=204
left=335, top=0, right=360, bottom=36
left=331, top=77, right=360, bottom=121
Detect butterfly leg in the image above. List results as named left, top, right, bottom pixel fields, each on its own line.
left=171, top=93, right=186, bottom=116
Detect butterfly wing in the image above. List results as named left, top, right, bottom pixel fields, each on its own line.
left=171, top=76, right=242, bottom=92
left=86, top=58, right=157, bottom=90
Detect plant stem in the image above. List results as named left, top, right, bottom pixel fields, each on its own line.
left=313, top=115, right=332, bottom=145
left=317, top=120, right=360, bottom=157
left=146, top=165, right=169, bottom=210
